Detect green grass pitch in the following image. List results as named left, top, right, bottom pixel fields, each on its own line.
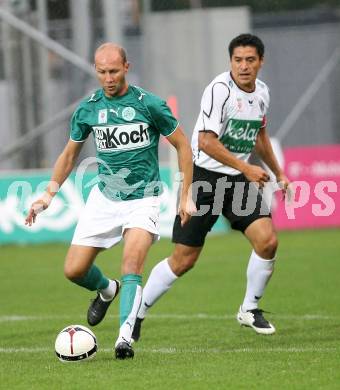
left=1, top=229, right=340, bottom=389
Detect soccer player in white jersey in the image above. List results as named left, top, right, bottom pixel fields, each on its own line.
left=132, top=34, right=290, bottom=340
left=25, top=43, right=196, bottom=359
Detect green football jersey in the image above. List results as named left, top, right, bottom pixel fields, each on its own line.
left=70, top=85, right=178, bottom=200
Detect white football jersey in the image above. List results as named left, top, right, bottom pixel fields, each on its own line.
left=192, top=71, right=270, bottom=175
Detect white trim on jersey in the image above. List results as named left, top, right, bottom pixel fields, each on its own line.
left=202, top=82, right=230, bottom=134
left=164, top=122, right=180, bottom=138
left=69, top=137, right=86, bottom=143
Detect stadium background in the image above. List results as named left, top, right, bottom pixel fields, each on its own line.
left=0, top=0, right=339, bottom=243
left=0, top=0, right=339, bottom=244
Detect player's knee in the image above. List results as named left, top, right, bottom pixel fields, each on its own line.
left=64, top=263, right=87, bottom=280
left=256, top=234, right=278, bottom=259
left=121, top=261, right=140, bottom=275
left=170, top=251, right=199, bottom=276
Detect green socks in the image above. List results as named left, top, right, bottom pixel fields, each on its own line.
left=73, top=269, right=143, bottom=345
left=73, top=264, right=109, bottom=291
left=120, top=274, right=142, bottom=326
left=115, top=273, right=142, bottom=345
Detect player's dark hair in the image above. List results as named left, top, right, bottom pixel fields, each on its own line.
left=228, top=34, right=265, bottom=59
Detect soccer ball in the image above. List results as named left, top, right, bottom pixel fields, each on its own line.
left=55, top=325, right=97, bottom=362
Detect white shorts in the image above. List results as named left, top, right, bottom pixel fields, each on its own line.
left=72, top=185, right=160, bottom=248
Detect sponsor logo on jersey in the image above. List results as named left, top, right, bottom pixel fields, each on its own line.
left=98, top=109, right=107, bottom=124
left=220, top=119, right=262, bottom=153
left=138, top=92, right=146, bottom=101
left=109, top=107, right=120, bottom=117
left=237, top=98, right=242, bottom=111
left=93, top=123, right=150, bottom=151
left=122, top=107, right=136, bottom=121
left=88, top=93, right=97, bottom=102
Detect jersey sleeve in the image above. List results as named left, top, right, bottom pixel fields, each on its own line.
left=70, top=106, right=92, bottom=142
left=146, top=97, right=179, bottom=137
left=259, top=82, right=270, bottom=128
left=201, top=82, right=230, bottom=136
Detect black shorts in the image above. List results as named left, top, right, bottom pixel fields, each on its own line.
left=172, top=164, right=271, bottom=247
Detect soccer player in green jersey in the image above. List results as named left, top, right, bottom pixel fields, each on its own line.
left=25, top=43, right=196, bottom=359
left=132, top=34, right=291, bottom=340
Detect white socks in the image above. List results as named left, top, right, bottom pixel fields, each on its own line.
left=99, top=279, right=118, bottom=301
left=137, top=258, right=178, bottom=319
left=242, top=250, right=275, bottom=311
left=136, top=253, right=274, bottom=318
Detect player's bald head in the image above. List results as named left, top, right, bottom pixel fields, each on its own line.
left=94, top=43, right=127, bottom=65
left=94, top=43, right=130, bottom=97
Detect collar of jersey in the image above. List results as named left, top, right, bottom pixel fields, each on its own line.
left=229, top=72, right=256, bottom=95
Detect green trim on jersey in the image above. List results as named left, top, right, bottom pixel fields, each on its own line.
left=220, top=119, right=262, bottom=154
left=70, top=86, right=178, bottom=201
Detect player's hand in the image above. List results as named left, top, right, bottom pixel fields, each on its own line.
left=178, top=195, right=197, bottom=227
left=25, top=197, right=50, bottom=226
left=276, top=172, right=292, bottom=202
left=243, top=165, right=270, bottom=188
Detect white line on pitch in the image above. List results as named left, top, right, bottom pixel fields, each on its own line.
left=0, top=346, right=338, bottom=354
left=136, top=347, right=339, bottom=354
left=0, top=313, right=336, bottom=323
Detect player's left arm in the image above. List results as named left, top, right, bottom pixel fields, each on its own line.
left=167, top=126, right=197, bottom=225
left=255, top=127, right=290, bottom=197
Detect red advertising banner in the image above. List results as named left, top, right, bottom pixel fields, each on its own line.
left=272, top=145, right=340, bottom=230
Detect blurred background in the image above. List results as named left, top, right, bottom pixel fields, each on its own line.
left=0, top=0, right=339, bottom=243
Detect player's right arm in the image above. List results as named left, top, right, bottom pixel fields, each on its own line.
left=198, top=131, right=269, bottom=187
left=197, top=80, right=269, bottom=187
left=25, top=140, right=84, bottom=226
